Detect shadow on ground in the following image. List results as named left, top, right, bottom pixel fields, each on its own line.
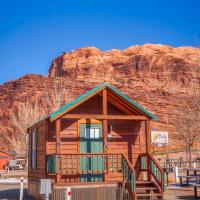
left=0, top=188, right=33, bottom=200
left=175, top=196, right=196, bottom=200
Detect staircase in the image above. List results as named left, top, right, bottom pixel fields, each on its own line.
left=121, top=153, right=165, bottom=200
left=135, top=180, right=163, bottom=199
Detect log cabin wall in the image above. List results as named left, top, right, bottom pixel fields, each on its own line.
left=46, top=119, right=78, bottom=155
left=28, top=121, right=46, bottom=179
left=107, top=120, right=142, bottom=166
left=28, top=121, right=46, bottom=198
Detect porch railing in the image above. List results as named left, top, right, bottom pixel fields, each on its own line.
left=121, top=154, right=136, bottom=199
left=137, top=153, right=165, bottom=191
left=47, top=153, right=136, bottom=199
left=47, top=153, right=123, bottom=175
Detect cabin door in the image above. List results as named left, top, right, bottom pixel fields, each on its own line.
left=80, top=123, right=103, bottom=182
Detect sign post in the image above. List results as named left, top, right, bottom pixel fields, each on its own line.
left=19, top=177, right=24, bottom=200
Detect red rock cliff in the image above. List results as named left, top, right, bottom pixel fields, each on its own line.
left=1, top=44, right=200, bottom=151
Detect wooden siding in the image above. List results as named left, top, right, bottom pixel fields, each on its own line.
left=107, top=120, right=142, bottom=165
left=69, top=95, right=102, bottom=114
left=28, top=121, right=46, bottom=180
left=46, top=119, right=78, bottom=155
left=28, top=181, right=130, bottom=200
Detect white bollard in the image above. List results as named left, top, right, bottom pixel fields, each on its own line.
left=19, top=177, right=24, bottom=200
left=65, top=187, right=72, bottom=200
left=193, top=162, right=196, bottom=168
left=174, top=166, right=179, bottom=182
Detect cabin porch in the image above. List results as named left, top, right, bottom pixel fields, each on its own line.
left=45, top=152, right=164, bottom=199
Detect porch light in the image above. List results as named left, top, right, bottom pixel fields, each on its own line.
left=108, top=125, right=113, bottom=141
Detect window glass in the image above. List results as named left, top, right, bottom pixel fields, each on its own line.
left=90, top=128, right=95, bottom=138
left=94, top=128, right=100, bottom=139
left=84, top=127, right=100, bottom=139
left=85, top=128, right=90, bottom=138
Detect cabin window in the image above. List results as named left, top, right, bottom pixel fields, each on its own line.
left=85, top=127, right=100, bottom=139
left=31, top=128, right=38, bottom=170
left=28, top=130, right=32, bottom=170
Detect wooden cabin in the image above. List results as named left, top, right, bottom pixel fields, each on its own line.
left=28, top=82, right=165, bottom=200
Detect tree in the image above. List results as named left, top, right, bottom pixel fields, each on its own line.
left=174, top=95, right=200, bottom=165
left=11, top=100, right=45, bottom=157
left=40, top=77, right=73, bottom=114
left=0, top=77, right=73, bottom=160
left=173, top=49, right=200, bottom=166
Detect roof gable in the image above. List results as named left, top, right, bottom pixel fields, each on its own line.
left=50, top=82, right=157, bottom=121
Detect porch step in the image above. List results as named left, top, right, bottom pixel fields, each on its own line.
left=136, top=180, right=162, bottom=199
left=136, top=180, right=152, bottom=185
left=136, top=186, right=157, bottom=191
left=136, top=193, right=162, bottom=200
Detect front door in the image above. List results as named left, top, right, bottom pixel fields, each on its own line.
left=80, top=123, right=103, bottom=182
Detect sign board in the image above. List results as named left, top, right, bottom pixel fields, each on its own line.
left=151, top=131, right=169, bottom=145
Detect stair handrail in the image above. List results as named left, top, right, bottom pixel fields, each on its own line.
left=121, top=153, right=136, bottom=199
left=148, top=153, right=165, bottom=191
left=138, top=153, right=165, bottom=191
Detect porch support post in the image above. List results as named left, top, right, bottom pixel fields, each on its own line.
left=56, top=119, right=61, bottom=183
left=145, top=120, right=151, bottom=154
left=145, top=120, right=151, bottom=181
left=103, top=89, right=108, bottom=182
left=102, top=89, right=108, bottom=153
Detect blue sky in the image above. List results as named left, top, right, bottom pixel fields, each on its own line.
left=0, top=0, right=200, bottom=84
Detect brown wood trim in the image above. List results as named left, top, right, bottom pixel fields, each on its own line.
left=148, top=154, right=164, bottom=173
left=102, top=89, right=107, bottom=115
left=62, top=114, right=147, bottom=120
left=107, top=94, right=133, bottom=115
left=122, top=153, right=136, bottom=173
left=107, top=88, right=151, bottom=119
left=107, top=92, right=139, bottom=115
left=102, top=89, right=108, bottom=155
left=145, top=120, right=151, bottom=154
left=49, top=153, right=122, bottom=156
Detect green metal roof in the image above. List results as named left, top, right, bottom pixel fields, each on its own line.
left=50, top=82, right=157, bottom=121
left=28, top=82, right=157, bottom=129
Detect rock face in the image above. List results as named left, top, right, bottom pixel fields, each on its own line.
left=1, top=44, right=200, bottom=151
